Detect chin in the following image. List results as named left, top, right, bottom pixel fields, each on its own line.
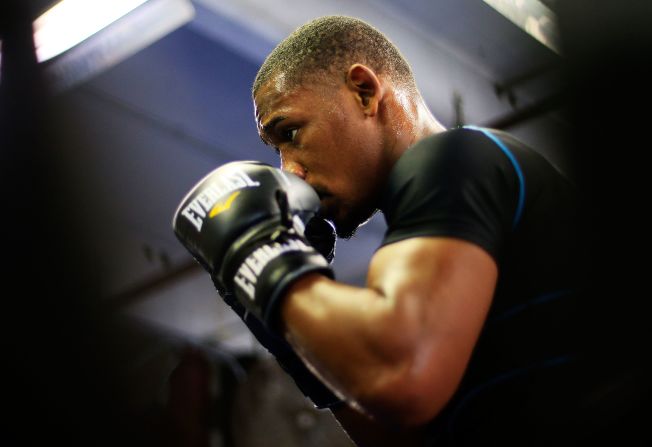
left=334, top=207, right=378, bottom=240
left=334, top=222, right=359, bottom=240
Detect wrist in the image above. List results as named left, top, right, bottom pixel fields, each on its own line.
left=278, top=272, right=327, bottom=333
left=257, top=247, right=333, bottom=331
left=221, top=226, right=334, bottom=331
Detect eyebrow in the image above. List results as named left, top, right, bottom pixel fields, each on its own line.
left=259, top=115, right=287, bottom=145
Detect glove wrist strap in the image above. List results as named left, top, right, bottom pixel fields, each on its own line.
left=221, top=224, right=334, bottom=331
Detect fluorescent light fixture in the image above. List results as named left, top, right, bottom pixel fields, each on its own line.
left=0, top=0, right=194, bottom=91
left=483, top=0, right=560, bottom=54
left=33, top=0, right=149, bottom=62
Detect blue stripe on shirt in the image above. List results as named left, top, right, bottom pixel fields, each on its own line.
left=464, top=125, right=526, bottom=229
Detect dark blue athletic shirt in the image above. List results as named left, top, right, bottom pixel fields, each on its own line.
left=380, top=127, right=582, bottom=445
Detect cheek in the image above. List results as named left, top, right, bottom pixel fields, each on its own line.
left=349, top=130, right=385, bottom=189
left=314, top=97, right=385, bottom=198
left=331, top=124, right=383, bottom=193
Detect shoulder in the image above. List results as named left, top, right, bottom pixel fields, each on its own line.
left=380, top=127, right=528, bottom=262
left=393, top=127, right=501, bottom=169
left=385, top=127, right=521, bottom=197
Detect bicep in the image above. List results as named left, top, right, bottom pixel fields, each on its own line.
left=280, top=236, right=499, bottom=426
left=367, top=236, right=498, bottom=413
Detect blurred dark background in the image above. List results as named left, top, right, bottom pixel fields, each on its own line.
left=1, top=0, right=650, bottom=445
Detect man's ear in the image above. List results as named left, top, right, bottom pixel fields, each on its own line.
left=346, top=64, right=382, bottom=117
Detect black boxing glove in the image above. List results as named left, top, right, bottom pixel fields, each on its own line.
left=304, top=215, right=336, bottom=264
left=216, top=284, right=343, bottom=409
left=172, top=161, right=334, bottom=331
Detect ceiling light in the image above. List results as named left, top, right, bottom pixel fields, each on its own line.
left=483, top=0, right=560, bottom=54
left=34, top=0, right=149, bottom=62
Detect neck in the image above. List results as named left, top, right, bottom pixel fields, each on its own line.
left=384, top=89, right=446, bottom=166
left=413, top=96, right=446, bottom=143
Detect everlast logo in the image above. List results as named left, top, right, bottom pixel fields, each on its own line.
left=234, top=238, right=320, bottom=300
left=181, top=170, right=260, bottom=231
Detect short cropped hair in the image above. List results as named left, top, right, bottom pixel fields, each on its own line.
left=252, top=16, right=417, bottom=97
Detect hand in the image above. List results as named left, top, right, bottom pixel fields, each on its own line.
left=172, top=161, right=334, bottom=331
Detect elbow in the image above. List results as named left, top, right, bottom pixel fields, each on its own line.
left=378, top=372, right=452, bottom=428
left=351, top=295, right=457, bottom=427
left=356, top=345, right=456, bottom=428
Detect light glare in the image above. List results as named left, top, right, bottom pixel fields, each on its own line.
left=34, top=0, right=149, bottom=62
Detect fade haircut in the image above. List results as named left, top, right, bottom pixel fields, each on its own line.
left=252, top=16, right=417, bottom=97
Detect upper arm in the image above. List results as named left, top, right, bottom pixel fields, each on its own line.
left=279, top=236, right=497, bottom=427
left=367, top=128, right=521, bottom=423
left=365, top=235, right=498, bottom=425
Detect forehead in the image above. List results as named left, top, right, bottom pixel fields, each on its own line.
left=255, top=81, right=292, bottom=123
left=254, top=78, right=309, bottom=124
left=254, top=72, right=336, bottom=127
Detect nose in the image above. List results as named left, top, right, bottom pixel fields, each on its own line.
left=280, top=156, right=307, bottom=180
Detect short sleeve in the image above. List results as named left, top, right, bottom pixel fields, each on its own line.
left=380, top=128, right=523, bottom=262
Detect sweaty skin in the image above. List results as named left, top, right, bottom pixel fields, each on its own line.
left=255, top=64, right=442, bottom=238
left=254, top=65, right=498, bottom=439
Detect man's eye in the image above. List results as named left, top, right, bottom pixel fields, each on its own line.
left=284, top=128, right=298, bottom=142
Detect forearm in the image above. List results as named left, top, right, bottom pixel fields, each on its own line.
left=331, top=405, right=427, bottom=447
left=280, top=273, right=423, bottom=422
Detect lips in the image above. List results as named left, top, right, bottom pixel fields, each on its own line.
left=310, top=185, right=334, bottom=216
left=312, top=186, right=330, bottom=202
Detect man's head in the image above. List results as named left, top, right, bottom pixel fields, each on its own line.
left=252, top=16, right=417, bottom=101
left=252, top=16, right=424, bottom=238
